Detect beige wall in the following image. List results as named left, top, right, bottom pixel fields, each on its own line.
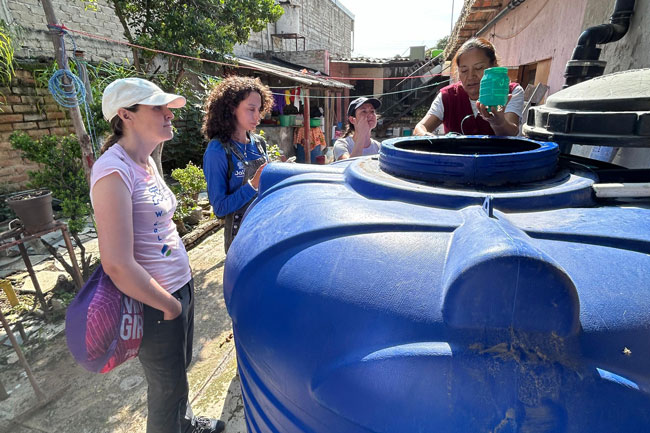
left=486, top=0, right=590, bottom=96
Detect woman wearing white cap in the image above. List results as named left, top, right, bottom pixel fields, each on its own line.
left=333, top=96, right=382, bottom=161
left=91, top=78, right=224, bottom=433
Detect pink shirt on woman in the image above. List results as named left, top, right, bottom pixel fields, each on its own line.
left=90, top=144, right=191, bottom=293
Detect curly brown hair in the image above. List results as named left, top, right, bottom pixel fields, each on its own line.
left=202, top=76, right=274, bottom=142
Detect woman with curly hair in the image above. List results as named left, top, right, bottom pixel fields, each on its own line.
left=202, top=76, right=273, bottom=253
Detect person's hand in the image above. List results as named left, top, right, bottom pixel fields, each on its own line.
left=354, top=111, right=373, bottom=139
left=163, top=298, right=182, bottom=320
left=476, top=101, right=507, bottom=127
left=250, top=163, right=267, bottom=190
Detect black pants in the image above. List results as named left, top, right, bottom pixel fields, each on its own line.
left=139, top=279, right=194, bottom=433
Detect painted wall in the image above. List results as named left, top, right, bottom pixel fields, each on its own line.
left=486, top=0, right=589, bottom=96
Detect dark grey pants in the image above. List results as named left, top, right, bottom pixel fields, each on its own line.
left=139, top=279, right=194, bottom=433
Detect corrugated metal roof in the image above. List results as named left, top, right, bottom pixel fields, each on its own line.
left=227, top=55, right=353, bottom=89
left=331, top=56, right=416, bottom=65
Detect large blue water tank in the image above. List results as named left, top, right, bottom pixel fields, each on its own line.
left=224, top=136, right=650, bottom=433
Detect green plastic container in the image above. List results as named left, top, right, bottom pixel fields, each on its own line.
left=310, top=117, right=321, bottom=127
left=279, top=115, right=292, bottom=127
left=479, top=67, right=509, bottom=107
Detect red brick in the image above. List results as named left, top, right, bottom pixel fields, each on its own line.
left=12, top=174, right=29, bottom=183
left=0, top=114, right=23, bottom=124
left=47, top=111, right=66, bottom=120
left=26, top=129, right=51, bottom=138
left=58, top=119, right=72, bottom=126
left=23, top=113, right=47, bottom=122
left=37, top=120, right=58, bottom=128
left=20, top=96, right=45, bottom=104
left=35, top=88, right=50, bottom=96
left=0, top=123, right=14, bottom=131
left=11, top=87, right=36, bottom=96
left=0, top=131, right=15, bottom=141
left=13, top=122, right=38, bottom=130
left=0, top=166, right=18, bottom=176
left=4, top=95, right=22, bottom=104
left=12, top=105, right=37, bottom=114
left=0, top=105, right=13, bottom=113
left=50, top=127, right=69, bottom=135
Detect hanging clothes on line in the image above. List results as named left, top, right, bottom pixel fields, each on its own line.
left=294, top=126, right=326, bottom=152
left=271, top=90, right=286, bottom=114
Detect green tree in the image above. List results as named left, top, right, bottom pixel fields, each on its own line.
left=112, top=0, right=283, bottom=79
left=106, top=0, right=283, bottom=173
left=435, top=35, right=449, bottom=50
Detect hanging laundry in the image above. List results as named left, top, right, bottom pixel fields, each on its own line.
left=294, top=88, right=301, bottom=110
left=285, top=90, right=292, bottom=105
left=272, top=90, right=286, bottom=114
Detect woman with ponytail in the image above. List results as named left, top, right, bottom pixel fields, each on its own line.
left=333, top=97, right=382, bottom=161
left=91, top=78, right=224, bottom=433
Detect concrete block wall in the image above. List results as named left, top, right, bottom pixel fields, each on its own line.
left=7, top=0, right=132, bottom=63
left=0, top=70, right=75, bottom=191
left=234, top=0, right=353, bottom=60
left=274, top=50, right=329, bottom=74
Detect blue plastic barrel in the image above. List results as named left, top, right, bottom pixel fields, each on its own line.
left=225, top=136, right=650, bottom=433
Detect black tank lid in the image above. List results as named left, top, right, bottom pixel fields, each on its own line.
left=523, top=68, right=650, bottom=147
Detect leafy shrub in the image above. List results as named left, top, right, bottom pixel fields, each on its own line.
left=171, top=161, right=206, bottom=199
left=9, top=132, right=90, bottom=234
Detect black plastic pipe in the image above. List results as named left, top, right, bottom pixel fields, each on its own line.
left=564, top=0, right=635, bottom=87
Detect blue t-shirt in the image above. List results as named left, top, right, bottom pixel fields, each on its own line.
left=203, top=137, right=264, bottom=218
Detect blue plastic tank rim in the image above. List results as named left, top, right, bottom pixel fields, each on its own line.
left=379, top=135, right=559, bottom=187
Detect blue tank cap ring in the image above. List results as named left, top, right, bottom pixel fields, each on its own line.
left=379, top=135, right=559, bottom=187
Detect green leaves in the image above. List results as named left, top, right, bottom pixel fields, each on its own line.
left=111, top=0, right=283, bottom=62
left=9, top=132, right=90, bottom=234
left=171, top=161, right=207, bottom=197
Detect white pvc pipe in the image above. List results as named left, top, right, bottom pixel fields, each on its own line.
left=592, top=183, right=650, bottom=198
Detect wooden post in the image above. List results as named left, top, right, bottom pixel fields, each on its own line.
left=324, top=89, right=331, bottom=152
left=303, top=88, right=311, bottom=164
left=41, top=0, right=95, bottom=182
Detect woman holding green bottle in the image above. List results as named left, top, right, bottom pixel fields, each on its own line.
left=414, top=37, right=524, bottom=136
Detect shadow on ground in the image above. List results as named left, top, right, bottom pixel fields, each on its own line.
left=0, top=230, right=244, bottom=433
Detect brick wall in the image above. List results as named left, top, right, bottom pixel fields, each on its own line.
left=0, top=69, right=75, bottom=191
left=234, top=0, right=354, bottom=60
left=8, top=0, right=133, bottom=63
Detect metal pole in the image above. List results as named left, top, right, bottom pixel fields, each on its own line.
left=15, top=235, right=49, bottom=313
left=40, top=0, right=95, bottom=182
left=0, top=308, right=47, bottom=402
left=451, top=0, right=455, bottom=35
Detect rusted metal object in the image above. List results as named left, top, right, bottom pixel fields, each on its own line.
left=0, top=220, right=84, bottom=313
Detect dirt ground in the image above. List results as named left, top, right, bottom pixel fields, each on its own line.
left=0, top=229, right=246, bottom=433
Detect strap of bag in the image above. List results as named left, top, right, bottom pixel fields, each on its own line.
left=224, top=143, right=234, bottom=194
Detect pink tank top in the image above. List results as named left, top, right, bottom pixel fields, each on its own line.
left=90, top=144, right=191, bottom=292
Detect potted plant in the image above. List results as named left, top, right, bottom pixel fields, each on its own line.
left=5, top=189, right=55, bottom=234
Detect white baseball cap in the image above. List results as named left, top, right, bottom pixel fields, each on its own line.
left=102, top=77, right=186, bottom=121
